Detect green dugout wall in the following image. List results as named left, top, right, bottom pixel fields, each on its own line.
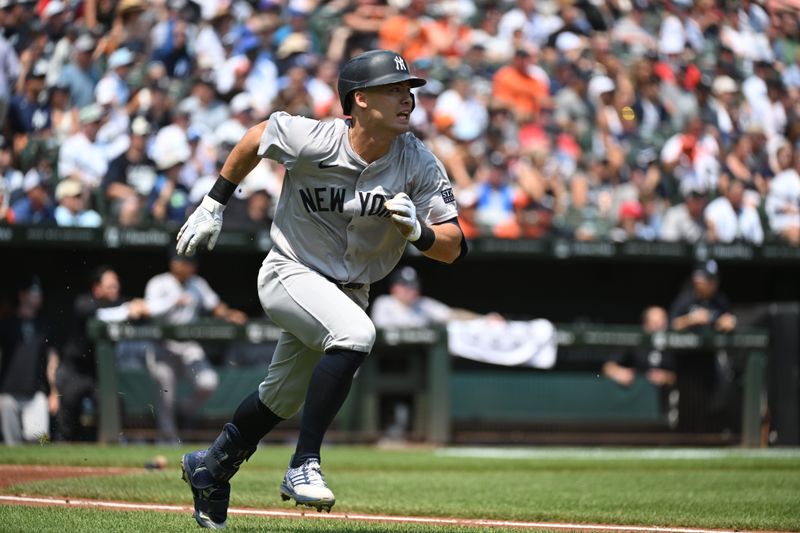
left=89, top=321, right=770, bottom=447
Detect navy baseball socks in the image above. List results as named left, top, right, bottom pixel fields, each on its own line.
left=281, top=349, right=366, bottom=512
left=182, top=392, right=282, bottom=529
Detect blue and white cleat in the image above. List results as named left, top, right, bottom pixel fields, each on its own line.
left=181, top=450, right=231, bottom=529
left=279, top=458, right=335, bottom=512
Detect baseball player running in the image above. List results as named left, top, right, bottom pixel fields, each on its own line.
left=177, top=49, right=468, bottom=529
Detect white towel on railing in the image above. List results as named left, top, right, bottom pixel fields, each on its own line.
left=446, top=318, right=557, bottom=368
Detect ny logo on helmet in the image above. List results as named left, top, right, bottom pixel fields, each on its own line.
left=394, top=56, right=407, bottom=71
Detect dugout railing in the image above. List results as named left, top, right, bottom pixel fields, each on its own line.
left=3, top=224, right=800, bottom=262
left=89, top=320, right=769, bottom=447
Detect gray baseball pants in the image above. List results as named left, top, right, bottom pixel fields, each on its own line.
left=255, top=249, right=375, bottom=419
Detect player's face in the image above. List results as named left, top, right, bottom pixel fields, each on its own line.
left=362, top=81, right=415, bottom=134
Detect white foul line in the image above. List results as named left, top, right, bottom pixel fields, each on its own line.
left=0, top=495, right=752, bottom=533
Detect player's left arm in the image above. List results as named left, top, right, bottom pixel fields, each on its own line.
left=385, top=193, right=467, bottom=264
left=424, top=219, right=465, bottom=264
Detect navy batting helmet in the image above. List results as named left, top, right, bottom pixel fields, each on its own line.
left=338, top=50, right=426, bottom=115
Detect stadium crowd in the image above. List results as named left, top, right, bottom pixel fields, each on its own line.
left=0, top=0, right=798, bottom=245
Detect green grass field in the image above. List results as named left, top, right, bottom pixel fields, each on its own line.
left=1, top=444, right=798, bottom=532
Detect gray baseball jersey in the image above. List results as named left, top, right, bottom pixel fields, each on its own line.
left=257, top=111, right=458, bottom=285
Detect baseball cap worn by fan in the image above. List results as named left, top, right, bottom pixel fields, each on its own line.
left=79, top=103, right=104, bottom=124
left=680, top=179, right=708, bottom=198
left=55, top=179, right=83, bottom=201
left=42, top=0, right=66, bottom=18
left=22, top=169, right=44, bottom=192
left=108, top=48, right=135, bottom=69
left=131, top=115, right=151, bottom=136
left=156, top=151, right=188, bottom=171
left=74, top=34, right=95, bottom=53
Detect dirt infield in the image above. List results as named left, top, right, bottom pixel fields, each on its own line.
left=0, top=465, right=784, bottom=533
left=0, top=464, right=137, bottom=488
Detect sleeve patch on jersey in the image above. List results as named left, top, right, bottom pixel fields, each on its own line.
left=441, top=188, right=455, bottom=204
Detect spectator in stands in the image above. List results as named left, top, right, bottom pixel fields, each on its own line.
left=96, top=47, right=134, bottom=109
left=182, top=74, right=230, bottom=133
left=102, top=116, right=156, bottom=226
left=148, top=149, right=191, bottom=228
left=660, top=179, right=708, bottom=243
left=661, top=116, right=721, bottom=195
left=54, top=265, right=149, bottom=441
left=434, top=66, right=488, bottom=144
left=0, top=135, right=23, bottom=204
left=143, top=250, right=247, bottom=443
left=0, top=276, right=58, bottom=445
left=48, top=80, right=78, bottom=144
left=94, top=76, right=132, bottom=164
left=0, top=30, right=20, bottom=128
left=5, top=59, right=50, bottom=149
left=553, top=65, right=592, bottom=150
left=57, top=103, right=108, bottom=190
left=704, top=178, right=764, bottom=244
left=272, top=63, right=315, bottom=118
left=610, top=200, right=645, bottom=242
left=631, top=74, right=671, bottom=144
left=377, top=0, right=431, bottom=65
left=557, top=172, right=615, bottom=241
left=494, top=160, right=556, bottom=240
left=0, top=0, right=795, bottom=245
left=0, top=178, right=8, bottom=223
left=707, top=75, right=739, bottom=148
left=473, top=152, right=515, bottom=233
left=765, top=144, right=800, bottom=245
left=8, top=169, right=55, bottom=225
left=56, top=33, right=100, bottom=109
left=54, top=178, right=102, bottom=227
left=151, top=15, right=194, bottom=79
left=491, top=48, right=549, bottom=123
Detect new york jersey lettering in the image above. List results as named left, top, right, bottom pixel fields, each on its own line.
left=358, top=191, right=391, bottom=217
left=299, top=187, right=346, bottom=213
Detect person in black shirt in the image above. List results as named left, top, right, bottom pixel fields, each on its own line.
left=0, top=276, right=57, bottom=445
left=603, top=306, right=679, bottom=427
left=668, top=260, right=738, bottom=429
left=669, top=260, right=737, bottom=334
left=603, top=306, right=677, bottom=388
left=101, top=116, right=157, bottom=226
left=54, top=266, right=148, bottom=440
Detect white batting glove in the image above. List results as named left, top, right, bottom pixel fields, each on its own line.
left=176, top=195, right=225, bottom=256
left=385, top=192, right=421, bottom=241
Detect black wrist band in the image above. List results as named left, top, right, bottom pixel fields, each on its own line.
left=411, top=224, right=435, bottom=252
left=208, top=175, right=237, bottom=205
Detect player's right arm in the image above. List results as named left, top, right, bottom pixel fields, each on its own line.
left=176, top=120, right=267, bottom=256
left=219, top=120, right=268, bottom=185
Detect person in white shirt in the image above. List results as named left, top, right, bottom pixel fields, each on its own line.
left=54, top=179, right=102, bottom=228
left=144, top=251, right=248, bottom=443
left=371, top=266, right=491, bottom=328
left=704, top=178, right=764, bottom=244
left=765, top=145, right=800, bottom=245
left=57, top=104, right=108, bottom=190
left=371, top=266, right=454, bottom=328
